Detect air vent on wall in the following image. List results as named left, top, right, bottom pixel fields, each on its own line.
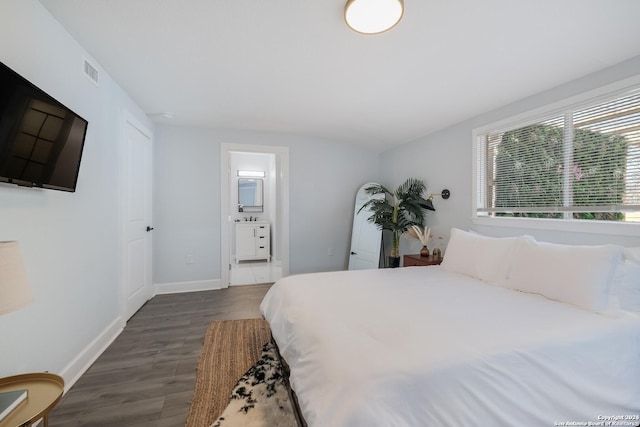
left=83, top=59, right=99, bottom=86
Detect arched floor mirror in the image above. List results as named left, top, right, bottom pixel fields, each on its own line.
left=348, top=182, right=384, bottom=270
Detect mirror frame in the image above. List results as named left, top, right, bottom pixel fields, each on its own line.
left=238, top=178, right=263, bottom=212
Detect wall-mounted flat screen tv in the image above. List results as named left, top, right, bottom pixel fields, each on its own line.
left=0, top=61, right=88, bottom=192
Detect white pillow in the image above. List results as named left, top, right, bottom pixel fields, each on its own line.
left=503, top=239, right=623, bottom=313
left=441, top=228, right=530, bottom=284
left=440, top=228, right=476, bottom=277
left=611, top=249, right=640, bottom=312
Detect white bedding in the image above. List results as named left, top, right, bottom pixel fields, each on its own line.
left=260, top=266, right=640, bottom=427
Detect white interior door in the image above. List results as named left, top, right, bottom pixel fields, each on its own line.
left=122, top=113, right=153, bottom=320
left=348, top=182, right=383, bottom=270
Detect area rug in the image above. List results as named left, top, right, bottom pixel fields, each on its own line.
left=211, top=341, right=297, bottom=427
left=185, top=318, right=275, bottom=427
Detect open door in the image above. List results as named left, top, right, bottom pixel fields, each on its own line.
left=348, top=182, right=383, bottom=270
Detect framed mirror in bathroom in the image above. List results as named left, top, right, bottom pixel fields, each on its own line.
left=238, top=178, right=263, bottom=212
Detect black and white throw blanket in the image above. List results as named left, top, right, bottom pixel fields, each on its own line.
left=211, top=342, right=297, bottom=427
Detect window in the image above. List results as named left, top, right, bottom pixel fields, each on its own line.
left=475, top=85, right=640, bottom=225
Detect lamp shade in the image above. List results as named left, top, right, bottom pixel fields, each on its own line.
left=0, top=241, right=33, bottom=315
left=345, top=0, right=404, bottom=34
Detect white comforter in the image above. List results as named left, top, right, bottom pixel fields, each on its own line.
left=260, top=266, right=640, bottom=427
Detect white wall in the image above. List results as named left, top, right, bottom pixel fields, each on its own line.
left=153, top=125, right=381, bottom=289
left=381, top=55, right=640, bottom=256
left=0, top=0, right=153, bottom=383
left=288, top=136, right=381, bottom=273
left=153, top=126, right=220, bottom=290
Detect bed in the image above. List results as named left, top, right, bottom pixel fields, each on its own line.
left=260, top=229, right=640, bottom=427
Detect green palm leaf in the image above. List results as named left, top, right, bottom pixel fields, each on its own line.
left=360, top=178, right=435, bottom=260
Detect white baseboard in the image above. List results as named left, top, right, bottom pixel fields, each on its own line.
left=59, top=316, right=124, bottom=392
left=154, top=278, right=222, bottom=295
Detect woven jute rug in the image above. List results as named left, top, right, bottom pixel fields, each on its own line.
left=185, top=318, right=272, bottom=427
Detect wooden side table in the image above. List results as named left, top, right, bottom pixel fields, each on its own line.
left=403, top=254, right=442, bottom=267
left=0, top=373, right=64, bottom=427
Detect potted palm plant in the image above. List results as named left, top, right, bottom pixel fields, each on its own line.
left=358, top=178, right=435, bottom=268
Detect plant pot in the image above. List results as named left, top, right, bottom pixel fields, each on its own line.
left=388, top=256, right=400, bottom=268
left=420, top=245, right=430, bottom=257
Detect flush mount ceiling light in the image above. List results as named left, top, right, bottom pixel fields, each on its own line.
left=344, top=0, right=404, bottom=34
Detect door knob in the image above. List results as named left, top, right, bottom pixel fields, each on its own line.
left=146, top=226, right=154, bottom=232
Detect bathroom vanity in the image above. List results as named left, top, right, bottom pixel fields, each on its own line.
left=235, top=221, right=271, bottom=263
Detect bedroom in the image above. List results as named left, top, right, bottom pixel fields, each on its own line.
left=0, top=0, right=639, bottom=426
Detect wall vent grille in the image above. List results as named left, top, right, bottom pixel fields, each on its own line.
left=83, top=60, right=99, bottom=86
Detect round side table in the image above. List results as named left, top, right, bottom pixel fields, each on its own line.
left=0, top=373, right=64, bottom=427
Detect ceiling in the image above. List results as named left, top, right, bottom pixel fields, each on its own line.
left=39, top=0, right=640, bottom=152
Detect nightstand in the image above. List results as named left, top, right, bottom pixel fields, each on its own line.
left=403, top=254, right=442, bottom=267
left=0, top=373, right=64, bottom=427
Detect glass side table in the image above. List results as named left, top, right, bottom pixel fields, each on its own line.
left=0, top=373, right=64, bottom=427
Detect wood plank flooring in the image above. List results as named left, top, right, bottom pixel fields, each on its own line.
left=49, top=284, right=272, bottom=427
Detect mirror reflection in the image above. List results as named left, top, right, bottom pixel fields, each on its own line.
left=238, top=178, right=263, bottom=212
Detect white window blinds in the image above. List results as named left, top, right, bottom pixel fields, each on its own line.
left=477, top=87, right=640, bottom=222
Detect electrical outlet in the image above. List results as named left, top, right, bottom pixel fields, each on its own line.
left=328, top=247, right=334, bottom=256
left=186, top=254, right=194, bottom=264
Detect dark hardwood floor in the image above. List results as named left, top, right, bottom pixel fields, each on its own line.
left=49, top=284, right=272, bottom=427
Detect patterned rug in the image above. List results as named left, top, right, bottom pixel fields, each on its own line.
left=185, top=318, right=298, bottom=427
left=211, top=342, right=297, bottom=427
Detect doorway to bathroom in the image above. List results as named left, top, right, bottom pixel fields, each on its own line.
left=220, top=143, right=290, bottom=287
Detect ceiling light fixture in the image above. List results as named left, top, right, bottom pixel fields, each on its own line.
left=344, top=0, right=404, bottom=35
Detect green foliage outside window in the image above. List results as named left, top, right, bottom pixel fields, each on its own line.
left=494, top=124, right=627, bottom=220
